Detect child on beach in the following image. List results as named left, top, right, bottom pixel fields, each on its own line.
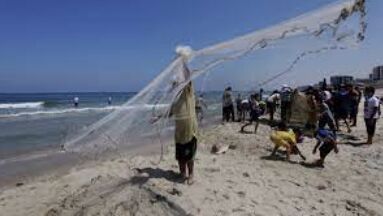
left=312, top=128, right=339, bottom=167
left=241, top=94, right=261, bottom=134
left=269, top=122, right=306, bottom=161
left=318, top=98, right=337, bottom=134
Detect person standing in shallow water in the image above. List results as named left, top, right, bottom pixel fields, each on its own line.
left=363, top=86, right=380, bottom=145
left=108, top=96, right=112, bottom=105
left=73, top=97, right=79, bottom=107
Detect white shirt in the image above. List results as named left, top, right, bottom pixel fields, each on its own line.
left=364, top=96, right=380, bottom=119
left=323, top=90, right=332, bottom=101
left=267, top=93, right=280, bottom=103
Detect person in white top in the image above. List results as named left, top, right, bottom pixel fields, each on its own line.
left=73, top=97, right=79, bottom=107
left=267, top=90, right=280, bottom=122
left=363, top=86, right=380, bottom=144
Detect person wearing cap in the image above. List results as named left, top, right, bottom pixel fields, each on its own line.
left=266, top=90, right=280, bottom=122
left=280, top=84, right=293, bottom=123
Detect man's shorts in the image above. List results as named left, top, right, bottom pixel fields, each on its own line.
left=319, top=142, right=334, bottom=158
left=176, top=137, right=197, bottom=162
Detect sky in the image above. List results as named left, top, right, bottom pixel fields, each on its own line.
left=0, top=0, right=382, bottom=93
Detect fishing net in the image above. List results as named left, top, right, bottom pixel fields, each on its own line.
left=64, top=0, right=367, bottom=156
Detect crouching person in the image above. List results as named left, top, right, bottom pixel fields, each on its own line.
left=269, top=122, right=306, bottom=162
left=312, top=129, right=338, bottom=167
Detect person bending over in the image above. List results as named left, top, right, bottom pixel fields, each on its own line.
left=312, top=128, right=339, bottom=167
left=269, top=122, right=306, bottom=162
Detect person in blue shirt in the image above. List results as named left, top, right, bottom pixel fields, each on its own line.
left=312, top=129, right=339, bottom=167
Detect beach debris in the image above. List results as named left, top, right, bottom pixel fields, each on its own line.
left=222, top=194, right=230, bottom=200
left=45, top=208, right=60, bottom=216
left=15, top=182, right=24, bottom=187
left=316, top=184, right=326, bottom=190
left=237, top=191, right=246, bottom=198
left=344, top=199, right=376, bottom=215
left=167, top=188, right=182, bottom=196
left=90, top=175, right=102, bottom=184
left=242, top=172, right=250, bottom=178
left=228, top=144, right=237, bottom=150
left=211, top=144, right=229, bottom=154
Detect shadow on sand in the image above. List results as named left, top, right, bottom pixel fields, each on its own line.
left=341, top=141, right=368, bottom=147
left=299, top=161, right=324, bottom=169
left=129, top=167, right=184, bottom=186
left=260, top=155, right=299, bottom=165
left=337, top=133, right=361, bottom=141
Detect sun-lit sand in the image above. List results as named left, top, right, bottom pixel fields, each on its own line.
left=1, top=98, right=383, bottom=216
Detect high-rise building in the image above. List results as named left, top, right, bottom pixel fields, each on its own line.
left=370, top=65, right=383, bottom=81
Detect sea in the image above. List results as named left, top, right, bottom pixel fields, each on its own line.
left=0, top=93, right=136, bottom=160
left=0, top=92, right=228, bottom=160
left=0, top=91, right=259, bottom=184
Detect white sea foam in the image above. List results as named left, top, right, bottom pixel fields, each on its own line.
left=0, top=104, right=169, bottom=118
left=0, top=102, right=44, bottom=109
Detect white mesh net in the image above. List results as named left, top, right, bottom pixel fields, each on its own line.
left=63, top=0, right=367, bottom=156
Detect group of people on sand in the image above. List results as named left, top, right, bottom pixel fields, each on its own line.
left=220, top=83, right=381, bottom=167
left=154, top=65, right=380, bottom=184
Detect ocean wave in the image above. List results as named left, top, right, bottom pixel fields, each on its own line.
left=0, top=102, right=44, bottom=109
left=0, top=104, right=169, bottom=118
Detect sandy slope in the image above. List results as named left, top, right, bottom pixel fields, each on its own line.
left=1, top=105, right=383, bottom=216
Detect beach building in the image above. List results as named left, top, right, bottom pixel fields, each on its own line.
left=330, top=75, right=354, bottom=86
left=369, top=65, right=383, bottom=81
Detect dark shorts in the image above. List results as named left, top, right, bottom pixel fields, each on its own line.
left=319, top=142, right=334, bottom=159
left=365, top=119, right=377, bottom=136
left=335, top=108, right=349, bottom=119
left=350, top=106, right=358, bottom=117
left=267, top=102, right=276, bottom=113
left=176, top=137, right=197, bottom=162
left=250, top=110, right=260, bottom=122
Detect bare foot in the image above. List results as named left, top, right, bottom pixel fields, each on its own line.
left=187, top=175, right=194, bottom=185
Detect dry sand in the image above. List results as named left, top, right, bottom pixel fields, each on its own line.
left=1, top=103, right=383, bottom=216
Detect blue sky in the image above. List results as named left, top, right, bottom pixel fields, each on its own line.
left=0, top=0, right=382, bottom=92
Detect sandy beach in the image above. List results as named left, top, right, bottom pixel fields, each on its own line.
left=1, top=99, right=383, bottom=216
